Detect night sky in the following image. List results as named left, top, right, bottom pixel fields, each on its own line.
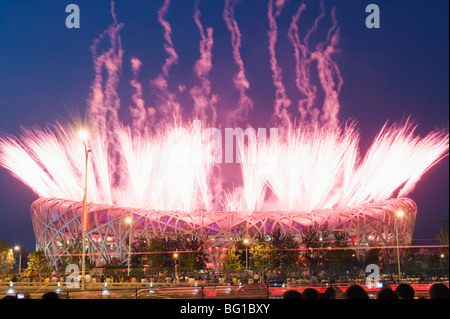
left=0, top=0, right=448, bottom=252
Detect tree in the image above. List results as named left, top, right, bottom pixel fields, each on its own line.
left=436, top=221, right=449, bottom=256
left=177, top=232, right=206, bottom=274
left=300, top=226, right=330, bottom=276
left=325, top=230, right=358, bottom=278
left=147, top=235, right=169, bottom=271
left=435, top=222, right=449, bottom=275
left=250, top=242, right=275, bottom=275
left=270, top=229, right=300, bottom=277
left=27, top=251, right=52, bottom=276
left=130, top=235, right=150, bottom=267
left=145, top=232, right=207, bottom=275
left=222, top=247, right=244, bottom=275
left=0, top=240, right=15, bottom=278
left=58, top=238, right=94, bottom=270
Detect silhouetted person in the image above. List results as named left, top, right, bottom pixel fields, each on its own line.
left=428, top=282, right=449, bottom=299
left=322, top=286, right=336, bottom=299
left=42, top=291, right=59, bottom=299
left=344, top=285, right=369, bottom=299
left=377, top=288, right=398, bottom=299
left=302, top=288, right=320, bottom=299
left=395, top=283, right=415, bottom=299
left=282, top=290, right=303, bottom=299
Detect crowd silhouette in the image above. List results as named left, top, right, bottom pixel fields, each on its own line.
left=282, top=282, right=449, bottom=299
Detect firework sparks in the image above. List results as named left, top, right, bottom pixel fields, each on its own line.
left=0, top=1, right=448, bottom=217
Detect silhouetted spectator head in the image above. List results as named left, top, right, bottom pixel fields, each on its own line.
left=344, top=285, right=369, bottom=299
left=302, top=288, right=320, bottom=299
left=323, top=286, right=336, bottom=299
left=42, top=291, right=59, bottom=299
left=395, top=283, right=415, bottom=299
left=377, top=288, right=398, bottom=299
left=282, top=290, right=303, bottom=299
left=428, top=283, right=449, bottom=299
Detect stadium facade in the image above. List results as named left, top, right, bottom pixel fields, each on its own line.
left=31, top=197, right=417, bottom=269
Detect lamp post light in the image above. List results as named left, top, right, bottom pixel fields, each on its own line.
left=125, top=216, right=134, bottom=278
left=243, top=238, right=250, bottom=271
left=173, top=253, right=179, bottom=279
left=14, top=246, right=21, bottom=277
left=79, top=129, right=91, bottom=291
left=395, top=210, right=405, bottom=283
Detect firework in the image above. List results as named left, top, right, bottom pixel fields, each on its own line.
left=0, top=1, right=448, bottom=268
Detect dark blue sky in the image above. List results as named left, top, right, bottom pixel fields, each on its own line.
left=0, top=0, right=448, bottom=252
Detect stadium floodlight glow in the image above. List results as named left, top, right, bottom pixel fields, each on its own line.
left=396, top=210, right=405, bottom=218
left=14, top=246, right=21, bottom=276
left=395, top=209, right=405, bottom=280
left=78, top=129, right=89, bottom=142
left=125, top=215, right=134, bottom=277
left=79, top=128, right=91, bottom=291
left=243, top=238, right=250, bottom=270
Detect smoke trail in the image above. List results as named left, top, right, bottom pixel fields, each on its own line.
left=129, top=57, right=154, bottom=134
left=288, top=2, right=319, bottom=125
left=287, top=0, right=342, bottom=128
left=268, top=0, right=291, bottom=127
left=311, top=7, right=343, bottom=129
left=190, top=0, right=217, bottom=124
left=288, top=3, right=311, bottom=123
left=87, top=1, right=124, bottom=204
left=274, top=0, right=287, bottom=18
left=157, top=0, right=177, bottom=78
left=87, top=1, right=123, bottom=139
left=223, top=0, right=253, bottom=125
left=152, top=0, right=181, bottom=122
left=304, top=0, right=326, bottom=45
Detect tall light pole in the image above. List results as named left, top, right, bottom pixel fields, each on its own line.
left=395, top=210, right=405, bottom=283
left=14, top=246, right=21, bottom=277
left=125, top=216, right=134, bottom=278
left=243, top=238, right=250, bottom=271
left=173, top=253, right=179, bottom=279
left=79, top=129, right=91, bottom=291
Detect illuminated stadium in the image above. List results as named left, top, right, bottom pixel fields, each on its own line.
left=0, top=1, right=448, bottom=271
left=31, top=197, right=418, bottom=268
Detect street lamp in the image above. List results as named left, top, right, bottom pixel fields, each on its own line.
left=395, top=210, right=405, bottom=282
left=125, top=216, right=134, bottom=278
left=14, top=246, right=21, bottom=277
left=79, top=129, right=91, bottom=290
left=173, top=253, right=179, bottom=279
left=243, top=238, right=250, bottom=271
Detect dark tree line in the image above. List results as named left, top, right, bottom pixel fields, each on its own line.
left=129, top=231, right=207, bottom=275
left=223, top=227, right=359, bottom=279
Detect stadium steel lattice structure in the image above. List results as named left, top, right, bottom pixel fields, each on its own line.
left=31, top=197, right=417, bottom=269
